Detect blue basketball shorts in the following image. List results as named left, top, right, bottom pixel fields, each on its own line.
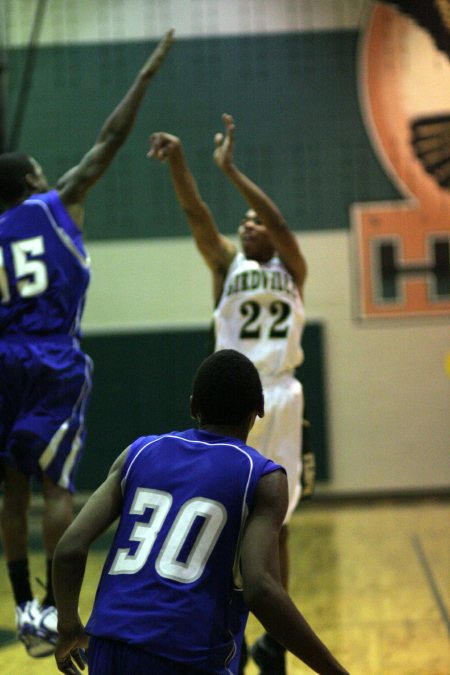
left=88, top=637, right=214, bottom=675
left=0, top=337, right=93, bottom=492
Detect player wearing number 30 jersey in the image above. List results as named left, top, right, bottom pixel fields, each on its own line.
left=53, top=350, right=349, bottom=675
left=86, top=428, right=282, bottom=672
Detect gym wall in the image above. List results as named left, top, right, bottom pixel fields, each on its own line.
left=3, top=0, right=449, bottom=494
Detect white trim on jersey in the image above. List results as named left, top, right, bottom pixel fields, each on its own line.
left=25, top=199, right=91, bottom=268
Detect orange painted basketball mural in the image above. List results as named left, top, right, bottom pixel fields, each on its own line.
left=352, top=1, right=450, bottom=319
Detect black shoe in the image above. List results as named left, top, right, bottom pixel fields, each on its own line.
left=251, top=634, right=286, bottom=675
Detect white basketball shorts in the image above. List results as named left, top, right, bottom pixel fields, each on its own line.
left=247, top=373, right=303, bottom=523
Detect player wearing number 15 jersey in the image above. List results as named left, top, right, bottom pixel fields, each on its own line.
left=0, top=29, right=174, bottom=660
left=0, top=187, right=93, bottom=489
left=149, top=114, right=308, bottom=674
left=53, top=350, right=349, bottom=675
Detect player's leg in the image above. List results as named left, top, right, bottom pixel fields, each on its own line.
left=0, top=462, right=33, bottom=602
left=7, top=344, right=91, bottom=657
left=0, top=462, right=53, bottom=656
left=0, top=348, right=32, bottom=600
left=12, top=463, right=80, bottom=658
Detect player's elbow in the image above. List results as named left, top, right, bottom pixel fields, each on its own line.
left=54, top=531, right=88, bottom=567
left=97, top=126, right=128, bottom=156
left=243, top=572, right=278, bottom=614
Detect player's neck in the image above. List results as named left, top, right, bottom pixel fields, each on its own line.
left=199, top=423, right=248, bottom=443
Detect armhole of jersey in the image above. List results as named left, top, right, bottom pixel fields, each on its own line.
left=120, top=442, right=140, bottom=493
left=214, top=251, right=242, bottom=308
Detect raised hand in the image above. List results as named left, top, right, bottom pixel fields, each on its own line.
left=213, top=113, right=235, bottom=171
left=141, top=28, right=175, bottom=79
left=148, top=132, right=181, bottom=161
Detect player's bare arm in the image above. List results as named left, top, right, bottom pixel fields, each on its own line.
left=53, top=449, right=128, bottom=674
left=241, top=471, right=349, bottom=675
left=149, top=131, right=237, bottom=300
left=56, top=29, right=175, bottom=229
left=214, top=113, right=307, bottom=293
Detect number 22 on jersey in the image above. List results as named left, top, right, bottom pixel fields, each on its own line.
left=240, top=299, right=291, bottom=339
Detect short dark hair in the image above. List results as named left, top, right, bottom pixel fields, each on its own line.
left=192, top=349, right=263, bottom=425
left=0, top=152, right=34, bottom=204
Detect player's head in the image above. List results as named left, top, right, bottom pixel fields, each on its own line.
left=191, top=349, right=264, bottom=427
left=238, top=209, right=275, bottom=262
left=0, top=153, right=49, bottom=206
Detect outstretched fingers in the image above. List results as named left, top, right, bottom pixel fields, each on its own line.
left=147, top=132, right=178, bottom=161
left=214, top=132, right=224, bottom=148
left=148, top=133, right=161, bottom=158
left=157, top=27, right=176, bottom=56
left=222, top=113, right=235, bottom=140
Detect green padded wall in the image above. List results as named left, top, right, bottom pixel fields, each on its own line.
left=6, top=32, right=400, bottom=238
left=77, top=323, right=328, bottom=490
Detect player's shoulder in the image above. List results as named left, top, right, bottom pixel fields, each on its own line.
left=267, top=254, right=285, bottom=269
left=228, top=250, right=246, bottom=270
left=25, top=189, right=58, bottom=207
left=0, top=191, right=55, bottom=234
left=126, top=430, right=188, bottom=458
left=243, top=441, right=286, bottom=477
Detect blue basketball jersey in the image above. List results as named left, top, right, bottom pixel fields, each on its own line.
left=86, top=428, right=285, bottom=674
left=0, top=190, right=90, bottom=339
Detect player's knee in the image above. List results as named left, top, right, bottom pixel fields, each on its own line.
left=1, top=468, right=31, bottom=513
left=2, top=488, right=30, bottom=516
left=42, top=474, right=71, bottom=502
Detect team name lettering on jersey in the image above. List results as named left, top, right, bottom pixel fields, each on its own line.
left=226, top=269, right=297, bottom=298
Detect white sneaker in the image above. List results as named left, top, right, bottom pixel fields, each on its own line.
left=16, top=599, right=58, bottom=658
left=36, top=604, right=58, bottom=645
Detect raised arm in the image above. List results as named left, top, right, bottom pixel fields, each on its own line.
left=214, top=114, right=307, bottom=294
left=241, top=471, right=349, bottom=675
left=52, top=449, right=127, bottom=675
left=56, top=29, right=175, bottom=230
left=149, top=132, right=237, bottom=302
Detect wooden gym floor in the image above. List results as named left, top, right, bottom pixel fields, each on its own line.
left=0, top=495, right=448, bottom=674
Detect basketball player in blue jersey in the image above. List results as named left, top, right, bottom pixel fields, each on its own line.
left=52, top=350, right=348, bottom=675
left=150, top=114, right=312, bottom=674
left=0, top=29, right=174, bottom=659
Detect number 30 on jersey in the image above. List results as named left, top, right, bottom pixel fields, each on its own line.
left=109, top=488, right=227, bottom=584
